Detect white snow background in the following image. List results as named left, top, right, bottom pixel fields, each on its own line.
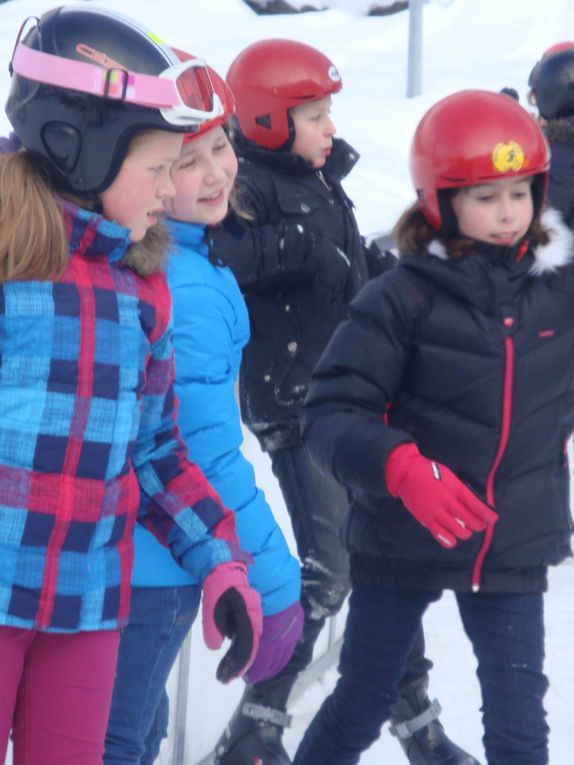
left=0, top=0, right=573, bottom=763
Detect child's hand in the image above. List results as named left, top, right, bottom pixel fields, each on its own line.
left=246, top=600, right=304, bottom=685
left=202, top=562, right=263, bottom=683
left=385, top=443, right=498, bottom=549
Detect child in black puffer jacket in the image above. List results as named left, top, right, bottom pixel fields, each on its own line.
left=210, top=37, right=477, bottom=765
left=295, top=89, right=573, bottom=765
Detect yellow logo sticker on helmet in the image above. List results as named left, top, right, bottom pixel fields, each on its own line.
left=492, top=141, right=526, bottom=173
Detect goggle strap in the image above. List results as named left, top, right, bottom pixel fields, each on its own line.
left=12, top=41, right=183, bottom=109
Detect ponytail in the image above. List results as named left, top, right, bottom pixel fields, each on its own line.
left=0, top=152, right=68, bottom=281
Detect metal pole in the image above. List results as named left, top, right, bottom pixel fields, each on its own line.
left=407, top=0, right=424, bottom=97
left=172, top=631, right=192, bottom=765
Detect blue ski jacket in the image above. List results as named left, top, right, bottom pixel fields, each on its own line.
left=132, top=220, right=301, bottom=616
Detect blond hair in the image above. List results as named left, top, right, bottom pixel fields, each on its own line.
left=0, top=152, right=68, bottom=281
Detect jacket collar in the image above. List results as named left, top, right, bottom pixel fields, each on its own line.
left=166, top=219, right=207, bottom=253
left=235, top=136, right=359, bottom=183
left=60, top=200, right=131, bottom=265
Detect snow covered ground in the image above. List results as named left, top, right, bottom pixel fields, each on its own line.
left=0, top=0, right=573, bottom=763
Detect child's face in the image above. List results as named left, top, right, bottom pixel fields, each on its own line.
left=451, top=176, right=534, bottom=247
left=100, top=130, right=183, bottom=242
left=165, top=126, right=238, bottom=225
left=289, top=96, right=336, bottom=169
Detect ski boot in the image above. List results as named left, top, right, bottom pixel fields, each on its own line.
left=214, top=694, right=292, bottom=765
left=389, top=675, right=481, bottom=765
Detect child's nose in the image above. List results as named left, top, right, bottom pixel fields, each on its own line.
left=498, top=196, right=514, bottom=220
left=158, top=173, right=176, bottom=200
left=325, top=116, right=336, bottom=136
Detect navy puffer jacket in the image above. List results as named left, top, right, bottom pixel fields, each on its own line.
left=302, top=210, right=574, bottom=594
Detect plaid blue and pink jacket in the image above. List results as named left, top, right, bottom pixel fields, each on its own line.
left=0, top=203, right=246, bottom=633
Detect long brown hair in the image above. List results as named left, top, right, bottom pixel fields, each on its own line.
left=0, top=152, right=69, bottom=281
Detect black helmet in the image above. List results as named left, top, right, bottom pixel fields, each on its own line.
left=529, top=48, right=574, bottom=119
left=6, top=4, right=223, bottom=193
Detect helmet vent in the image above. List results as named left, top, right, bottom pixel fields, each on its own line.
left=255, top=114, right=272, bottom=130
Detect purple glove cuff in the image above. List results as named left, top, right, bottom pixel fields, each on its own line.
left=247, top=600, right=304, bottom=685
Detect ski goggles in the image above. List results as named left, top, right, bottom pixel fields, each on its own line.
left=9, top=20, right=223, bottom=128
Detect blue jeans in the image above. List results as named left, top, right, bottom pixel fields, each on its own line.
left=293, top=584, right=548, bottom=765
left=104, top=585, right=200, bottom=765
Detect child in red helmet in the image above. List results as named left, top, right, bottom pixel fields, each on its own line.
left=211, top=38, right=477, bottom=765
left=294, top=89, right=573, bottom=765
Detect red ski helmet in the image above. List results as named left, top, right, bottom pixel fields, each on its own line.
left=410, top=89, right=550, bottom=232
left=226, top=39, right=342, bottom=150
left=6, top=5, right=226, bottom=194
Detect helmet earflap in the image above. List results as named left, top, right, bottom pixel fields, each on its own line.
left=226, top=38, right=342, bottom=150
left=410, top=89, right=550, bottom=232
left=41, top=122, right=83, bottom=174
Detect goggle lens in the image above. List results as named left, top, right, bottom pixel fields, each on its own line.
left=176, top=65, right=214, bottom=112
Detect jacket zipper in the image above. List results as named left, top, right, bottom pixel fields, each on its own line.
left=471, top=319, right=515, bottom=592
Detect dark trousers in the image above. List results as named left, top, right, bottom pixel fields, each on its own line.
left=251, top=445, right=431, bottom=712
left=293, top=584, right=548, bottom=765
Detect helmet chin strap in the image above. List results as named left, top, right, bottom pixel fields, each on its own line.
left=436, top=190, right=460, bottom=238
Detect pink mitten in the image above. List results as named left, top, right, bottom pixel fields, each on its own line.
left=202, top=562, right=263, bottom=683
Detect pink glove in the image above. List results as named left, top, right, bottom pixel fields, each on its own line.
left=202, top=562, right=263, bottom=683
left=385, top=443, right=498, bottom=549
left=247, top=600, right=304, bottom=685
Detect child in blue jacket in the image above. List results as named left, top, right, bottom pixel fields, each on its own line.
left=104, top=61, right=303, bottom=764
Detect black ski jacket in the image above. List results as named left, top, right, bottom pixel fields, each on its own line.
left=212, top=136, right=394, bottom=451
left=302, top=210, right=574, bottom=594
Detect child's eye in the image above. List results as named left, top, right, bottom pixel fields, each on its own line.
left=476, top=195, right=494, bottom=203
left=178, top=158, right=197, bottom=170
